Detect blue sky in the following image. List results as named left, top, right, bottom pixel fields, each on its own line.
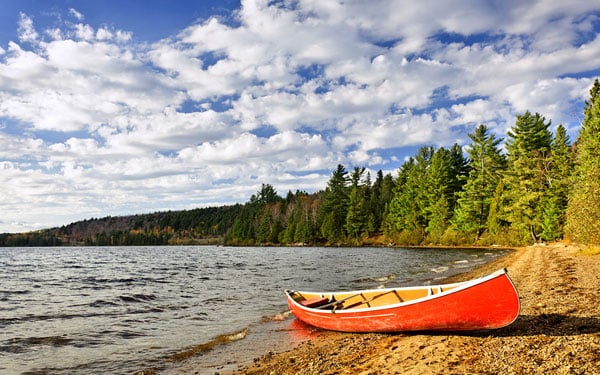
left=1, top=0, right=599, bottom=233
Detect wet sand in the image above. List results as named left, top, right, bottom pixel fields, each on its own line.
left=230, top=244, right=600, bottom=374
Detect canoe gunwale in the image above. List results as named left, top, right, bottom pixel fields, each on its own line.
left=286, top=268, right=515, bottom=314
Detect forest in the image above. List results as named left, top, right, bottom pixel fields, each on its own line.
left=2, top=79, right=599, bottom=247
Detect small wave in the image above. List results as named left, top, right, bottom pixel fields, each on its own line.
left=190, top=312, right=209, bottom=321
left=202, top=297, right=226, bottom=304
left=262, top=311, right=293, bottom=322
left=454, top=259, right=469, bottom=264
left=373, top=274, right=397, bottom=282
left=168, top=328, right=249, bottom=362
left=118, top=330, right=145, bottom=339
left=352, top=274, right=397, bottom=283
left=1, top=335, right=73, bottom=353
left=82, top=276, right=160, bottom=285
left=64, top=264, right=85, bottom=269
left=1, top=308, right=132, bottom=327
left=119, top=294, right=157, bottom=303
left=430, top=266, right=449, bottom=273
left=0, top=289, right=30, bottom=295
left=126, top=307, right=165, bottom=315
left=90, top=299, right=119, bottom=308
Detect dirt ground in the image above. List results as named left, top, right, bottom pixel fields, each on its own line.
left=233, top=244, right=600, bottom=374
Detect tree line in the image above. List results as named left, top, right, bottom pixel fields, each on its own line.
left=2, top=79, right=599, bottom=247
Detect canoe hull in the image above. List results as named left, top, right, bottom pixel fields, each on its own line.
left=286, top=269, right=519, bottom=332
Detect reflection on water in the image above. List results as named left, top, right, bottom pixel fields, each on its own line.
left=284, top=317, right=324, bottom=341
left=0, top=246, right=509, bottom=374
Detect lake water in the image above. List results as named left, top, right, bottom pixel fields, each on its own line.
left=0, top=246, right=509, bottom=374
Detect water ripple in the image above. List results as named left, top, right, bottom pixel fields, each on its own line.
left=0, top=245, right=509, bottom=374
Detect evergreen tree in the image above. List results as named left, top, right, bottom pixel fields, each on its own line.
left=487, top=179, right=506, bottom=236
left=379, top=173, right=394, bottom=230
left=503, top=111, right=553, bottom=243
left=423, top=147, right=454, bottom=241
left=370, top=170, right=384, bottom=231
left=384, top=146, right=433, bottom=241
left=294, top=209, right=313, bottom=244
left=256, top=210, right=273, bottom=243
left=388, top=144, right=466, bottom=243
left=369, top=170, right=394, bottom=233
left=250, top=184, right=281, bottom=204
left=282, top=210, right=297, bottom=244
left=447, top=143, right=470, bottom=211
left=453, top=125, right=507, bottom=240
left=228, top=204, right=256, bottom=243
left=566, top=78, right=600, bottom=244
left=318, top=164, right=350, bottom=242
left=541, top=124, right=573, bottom=241
left=345, top=167, right=370, bottom=241
left=384, top=158, right=415, bottom=235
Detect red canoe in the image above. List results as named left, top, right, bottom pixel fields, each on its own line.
left=285, top=268, right=520, bottom=332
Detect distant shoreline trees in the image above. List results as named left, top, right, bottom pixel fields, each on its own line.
left=2, top=79, right=600, bottom=247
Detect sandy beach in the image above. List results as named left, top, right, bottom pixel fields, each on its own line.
left=230, top=244, right=600, bottom=374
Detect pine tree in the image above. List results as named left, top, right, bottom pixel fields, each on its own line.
left=487, top=179, right=507, bottom=236
left=423, top=147, right=454, bottom=242
left=424, top=144, right=467, bottom=242
left=384, top=147, right=433, bottom=238
left=345, top=167, right=370, bottom=242
left=447, top=143, right=470, bottom=211
left=541, top=124, right=573, bottom=241
left=502, top=111, right=553, bottom=243
left=318, top=164, right=350, bottom=242
left=282, top=210, right=297, bottom=244
left=453, top=125, right=507, bottom=240
left=372, top=171, right=394, bottom=232
left=370, top=170, right=385, bottom=231
left=566, top=78, right=600, bottom=244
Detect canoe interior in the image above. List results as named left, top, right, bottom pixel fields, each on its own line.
left=290, top=284, right=459, bottom=310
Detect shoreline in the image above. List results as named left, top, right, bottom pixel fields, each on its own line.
left=154, top=247, right=511, bottom=375
left=227, top=244, right=600, bottom=374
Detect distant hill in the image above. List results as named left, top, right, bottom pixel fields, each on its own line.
left=0, top=204, right=244, bottom=246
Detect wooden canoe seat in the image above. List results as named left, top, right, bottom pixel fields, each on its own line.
left=299, top=296, right=330, bottom=308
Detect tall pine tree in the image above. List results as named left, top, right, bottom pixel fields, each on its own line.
left=453, top=125, right=507, bottom=240
left=566, top=79, right=600, bottom=244
left=384, top=147, right=433, bottom=239
left=424, top=147, right=455, bottom=242
left=318, top=164, right=350, bottom=243
left=503, top=111, right=553, bottom=244
left=345, top=167, right=371, bottom=242
left=541, top=124, right=573, bottom=241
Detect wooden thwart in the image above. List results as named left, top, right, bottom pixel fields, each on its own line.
left=342, top=289, right=402, bottom=309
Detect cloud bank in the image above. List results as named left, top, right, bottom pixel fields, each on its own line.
left=1, top=0, right=599, bottom=232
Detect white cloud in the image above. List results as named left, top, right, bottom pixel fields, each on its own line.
left=1, top=1, right=599, bottom=231
left=96, top=28, right=113, bottom=40
left=69, top=8, right=85, bottom=21
left=17, top=13, right=38, bottom=43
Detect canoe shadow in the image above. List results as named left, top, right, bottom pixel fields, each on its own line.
left=469, top=313, right=600, bottom=337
